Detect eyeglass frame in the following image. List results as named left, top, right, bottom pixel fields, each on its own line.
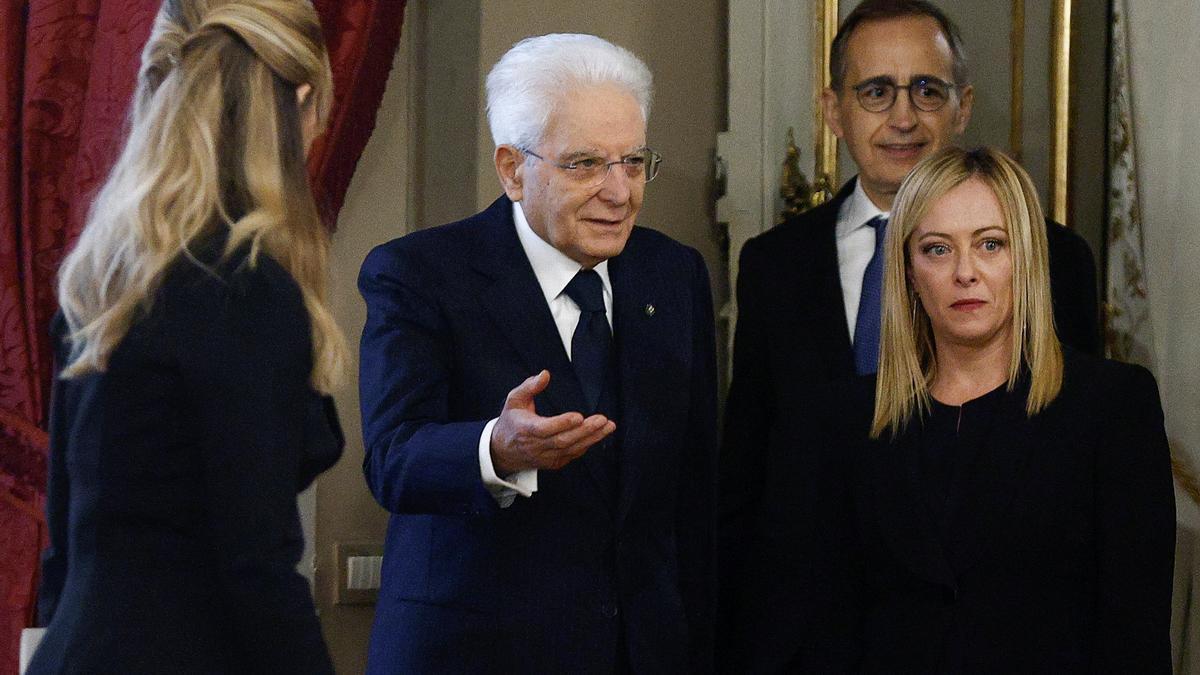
left=848, top=75, right=961, bottom=113
left=516, top=146, right=662, bottom=187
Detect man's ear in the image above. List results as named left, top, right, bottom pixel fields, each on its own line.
left=953, top=84, right=975, bottom=135
left=821, top=88, right=846, bottom=139
left=494, top=145, right=524, bottom=202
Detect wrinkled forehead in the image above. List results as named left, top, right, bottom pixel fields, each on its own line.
left=844, top=16, right=957, bottom=83
left=539, top=83, right=648, bottom=155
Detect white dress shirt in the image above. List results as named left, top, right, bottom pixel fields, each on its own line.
left=836, top=180, right=889, bottom=341
left=478, top=201, right=613, bottom=507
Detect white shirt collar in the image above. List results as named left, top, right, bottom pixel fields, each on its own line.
left=512, top=201, right=612, bottom=305
left=836, top=178, right=890, bottom=240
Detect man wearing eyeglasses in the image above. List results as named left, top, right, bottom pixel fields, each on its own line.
left=718, top=0, right=1098, bottom=671
left=359, top=33, right=717, bottom=674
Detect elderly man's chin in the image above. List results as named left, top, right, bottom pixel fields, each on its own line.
left=577, top=219, right=634, bottom=259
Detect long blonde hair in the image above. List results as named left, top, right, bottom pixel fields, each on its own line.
left=871, top=146, right=1063, bottom=438
left=57, top=0, right=345, bottom=392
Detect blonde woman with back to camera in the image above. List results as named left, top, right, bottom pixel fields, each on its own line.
left=815, top=146, right=1175, bottom=673
left=28, top=1, right=346, bottom=673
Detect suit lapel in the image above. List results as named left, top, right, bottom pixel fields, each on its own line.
left=801, top=181, right=856, bottom=380
left=471, top=197, right=623, bottom=510
left=472, top=198, right=587, bottom=417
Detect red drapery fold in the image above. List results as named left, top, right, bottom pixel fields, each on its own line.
left=310, top=0, right=408, bottom=230
left=0, top=1, right=406, bottom=671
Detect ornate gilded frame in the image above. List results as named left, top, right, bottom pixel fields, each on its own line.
left=812, top=0, right=1073, bottom=222
left=814, top=0, right=839, bottom=191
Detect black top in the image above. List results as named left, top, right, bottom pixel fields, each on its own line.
left=716, top=178, right=1101, bottom=672
left=30, top=236, right=342, bottom=674
left=920, top=383, right=1006, bottom=531
left=811, top=349, right=1175, bottom=673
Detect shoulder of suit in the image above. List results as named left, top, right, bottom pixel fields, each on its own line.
left=735, top=201, right=841, bottom=278
left=363, top=206, right=499, bottom=272
left=1042, top=217, right=1089, bottom=248
left=150, top=242, right=310, bottom=360
left=162, top=236, right=301, bottom=308
left=745, top=191, right=844, bottom=252
left=625, top=224, right=696, bottom=260
left=1060, top=345, right=1158, bottom=400
left=620, top=227, right=708, bottom=289
left=624, top=223, right=705, bottom=265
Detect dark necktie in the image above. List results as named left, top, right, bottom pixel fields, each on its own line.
left=562, top=269, right=612, bottom=411
left=853, top=215, right=888, bottom=376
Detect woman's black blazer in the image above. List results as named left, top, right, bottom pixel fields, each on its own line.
left=819, top=348, right=1175, bottom=674
left=29, top=242, right=343, bottom=674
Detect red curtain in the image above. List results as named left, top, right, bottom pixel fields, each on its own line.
left=0, top=1, right=406, bottom=671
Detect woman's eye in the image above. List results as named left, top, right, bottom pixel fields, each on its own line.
left=925, top=244, right=949, bottom=256
left=982, top=239, right=1005, bottom=252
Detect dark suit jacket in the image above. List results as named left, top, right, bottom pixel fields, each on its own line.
left=819, top=349, right=1175, bottom=673
left=717, top=178, right=1101, bottom=672
left=358, top=195, right=718, bottom=674
left=31, top=240, right=341, bottom=674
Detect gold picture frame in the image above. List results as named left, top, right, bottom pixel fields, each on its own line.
left=814, top=0, right=839, bottom=189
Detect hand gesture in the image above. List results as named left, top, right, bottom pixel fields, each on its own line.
left=490, top=370, right=616, bottom=474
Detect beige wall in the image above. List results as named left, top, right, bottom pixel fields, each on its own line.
left=314, top=15, right=416, bottom=674
left=1127, top=0, right=1200, bottom=528
left=313, top=3, right=726, bottom=672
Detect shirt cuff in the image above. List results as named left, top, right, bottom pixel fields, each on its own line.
left=478, top=418, right=538, bottom=507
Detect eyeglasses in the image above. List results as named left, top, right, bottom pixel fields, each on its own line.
left=850, top=76, right=959, bottom=113
left=519, top=147, right=662, bottom=188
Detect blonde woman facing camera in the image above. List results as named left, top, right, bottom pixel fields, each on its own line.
left=29, top=1, right=345, bottom=673
left=816, top=147, right=1174, bottom=673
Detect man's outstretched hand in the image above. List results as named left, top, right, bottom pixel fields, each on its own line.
left=490, top=370, right=616, bottom=475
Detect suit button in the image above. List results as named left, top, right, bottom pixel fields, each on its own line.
left=943, top=586, right=959, bottom=604
left=600, top=602, right=619, bottom=618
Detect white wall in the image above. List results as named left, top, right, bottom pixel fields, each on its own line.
left=1127, top=1, right=1200, bottom=526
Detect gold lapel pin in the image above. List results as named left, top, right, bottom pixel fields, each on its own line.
left=644, top=304, right=656, bottom=317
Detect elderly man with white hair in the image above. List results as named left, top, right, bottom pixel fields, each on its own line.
left=358, top=33, right=717, bottom=673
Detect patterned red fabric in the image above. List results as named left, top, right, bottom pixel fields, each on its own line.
left=0, top=2, right=406, bottom=672
left=311, top=0, right=408, bottom=230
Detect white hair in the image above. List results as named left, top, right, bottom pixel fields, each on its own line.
left=485, top=33, right=653, bottom=149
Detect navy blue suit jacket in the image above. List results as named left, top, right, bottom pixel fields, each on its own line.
left=32, top=241, right=340, bottom=674
left=358, top=196, right=718, bottom=674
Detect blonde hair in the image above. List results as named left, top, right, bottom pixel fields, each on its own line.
left=871, top=146, right=1062, bottom=438
left=57, top=0, right=346, bottom=392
